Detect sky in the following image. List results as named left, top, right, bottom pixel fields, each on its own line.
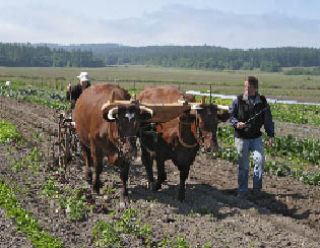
left=0, top=0, right=320, bottom=48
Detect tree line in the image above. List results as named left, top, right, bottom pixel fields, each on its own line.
left=94, top=46, right=320, bottom=72
left=1, top=43, right=320, bottom=72
left=0, top=43, right=104, bottom=67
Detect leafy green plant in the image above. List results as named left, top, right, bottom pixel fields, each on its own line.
left=59, top=187, right=89, bottom=222
left=0, top=85, right=69, bottom=110
left=202, top=243, right=213, bottom=248
left=93, top=220, right=123, bottom=248
left=42, top=177, right=60, bottom=199
left=116, top=208, right=137, bottom=233
left=64, top=192, right=88, bottom=221
left=215, top=126, right=320, bottom=186
left=103, top=185, right=116, bottom=195
left=0, top=179, right=64, bottom=248
left=211, top=97, right=320, bottom=126
left=171, top=237, right=191, bottom=248
left=0, top=119, right=22, bottom=143
left=188, top=209, right=199, bottom=218
left=292, top=169, right=320, bottom=186
left=10, top=147, right=43, bottom=174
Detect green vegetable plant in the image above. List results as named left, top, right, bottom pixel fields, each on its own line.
left=0, top=179, right=64, bottom=248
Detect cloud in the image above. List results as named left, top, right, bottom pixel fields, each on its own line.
left=0, top=4, right=319, bottom=48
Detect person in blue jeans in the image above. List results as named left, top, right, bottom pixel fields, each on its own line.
left=229, top=76, right=274, bottom=198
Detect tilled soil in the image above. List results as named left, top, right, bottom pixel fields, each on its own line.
left=0, top=95, right=320, bottom=248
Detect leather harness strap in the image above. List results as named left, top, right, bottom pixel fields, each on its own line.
left=178, top=121, right=199, bottom=148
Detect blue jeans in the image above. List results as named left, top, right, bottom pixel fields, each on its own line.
left=235, top=137, right=265, bottom=193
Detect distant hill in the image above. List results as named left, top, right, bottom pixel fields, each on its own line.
left=1, top=42, right=320, bottom=71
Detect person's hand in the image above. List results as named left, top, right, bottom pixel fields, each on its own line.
left=236, top=122, right=246, bottom=129
left=267, top=137, right=273, bottom=147
left=67, top=83, right=71, bottom=91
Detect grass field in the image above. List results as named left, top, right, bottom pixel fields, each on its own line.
left=0, top=66, right=319, bottom=102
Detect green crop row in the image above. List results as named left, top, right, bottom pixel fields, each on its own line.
left=211, top=97, right=320, bottom=126
left=271, top=103, right=320, bottom=126
left=41, top=177, right=91, bottom=222
left=0, top=179, right=64, bottom=248
left=217, top=126, right=320, bottom=165
left=0, top=119, right=22, bottom=144
left=266, top=135, right=320, bottom=165
left=93, top=208, right=212, bottom=248
left=0, top=86, right=69, bottom=110
left=215, top=126, right=320, bottom=185
left=2, top=82, right=320, bottom=126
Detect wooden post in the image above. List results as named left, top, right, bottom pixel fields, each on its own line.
left=201, top=96, right=206, bottom=104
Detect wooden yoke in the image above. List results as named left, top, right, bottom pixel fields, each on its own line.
left=101, top=100, right=191, bottom=124
left=139, top=102, right=191, bottom=123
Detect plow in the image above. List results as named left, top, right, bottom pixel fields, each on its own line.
left=55, top=110, right=79, bottom=170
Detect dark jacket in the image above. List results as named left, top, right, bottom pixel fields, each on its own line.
left=229, top=94, right=274, bottom=139
left=66, top=82, right=91, bottom=109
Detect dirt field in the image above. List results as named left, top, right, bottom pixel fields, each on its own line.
left=0, top=95, right=320, bottom=248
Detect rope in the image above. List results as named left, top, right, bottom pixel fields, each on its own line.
left=107, top=122, right=119, bottom=147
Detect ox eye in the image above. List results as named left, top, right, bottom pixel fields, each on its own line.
left=125, top=113, right=135, bottom=121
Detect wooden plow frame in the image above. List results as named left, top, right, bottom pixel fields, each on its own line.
left=56, top=110, right=79, bottom=171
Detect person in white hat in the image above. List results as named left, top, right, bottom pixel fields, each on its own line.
left=66, top=72, right=91, bottom=109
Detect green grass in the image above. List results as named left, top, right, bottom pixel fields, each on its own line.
left=0, top=66, right=319, bottom=102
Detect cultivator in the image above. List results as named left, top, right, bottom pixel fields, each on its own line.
left=54, top=110, right=79, bottom=170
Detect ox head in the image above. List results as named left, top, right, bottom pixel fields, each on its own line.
left=102, top=102, right=153, bottom=159
left=191, top=101, right=230, bottom=153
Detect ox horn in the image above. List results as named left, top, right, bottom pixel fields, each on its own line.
left=217, top=105, right=230, bottom=111
left=107, top=107, right=118, bottom=120
left=139, top=105, right=154, bottom=117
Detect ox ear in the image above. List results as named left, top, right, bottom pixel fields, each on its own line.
left=183, top=94, right=196, bottom=103
left=179, top=112, right=195, bottom=123
left=216, top=105, right=230, bottom=122
left=139, top=106, right=154, bottom=120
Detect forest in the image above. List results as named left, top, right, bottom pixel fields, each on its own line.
left=1, top=43, right=320, bottom=73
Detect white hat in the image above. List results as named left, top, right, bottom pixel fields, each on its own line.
left=77, top=72, right=90, bottom=82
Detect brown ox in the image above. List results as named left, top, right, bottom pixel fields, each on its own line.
left=138, top=85, right=229, bottom=201
left=74, top=84, right=152, bottom=200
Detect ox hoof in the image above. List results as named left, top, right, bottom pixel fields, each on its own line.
left=85, top=172, right=92, bottom=184
left=154, top=182, right=163, bottom=191
left=148, top=182, right=161, bottom=191
left=93, top=181, right=102, bottom=195
left=178, top=195, right=185, bottom=202
left=147, top=181, right=155, bottom=190
left=178, top=190, right=185, bottom=202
